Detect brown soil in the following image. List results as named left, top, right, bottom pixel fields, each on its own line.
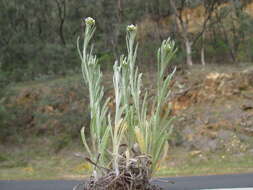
left=1, top=64, right=253, bottom=154
left=167, top=65, right=253, bottom=153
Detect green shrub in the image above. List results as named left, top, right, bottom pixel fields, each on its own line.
left=0, top=101, right=12, bottom=141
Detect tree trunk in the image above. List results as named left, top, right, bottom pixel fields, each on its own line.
left=56, top=0, right=66, bottom=46
left=229, top=48, right=237, bottom=64
left=185, top=39, right=193, bottom=66
left=201, top=46, right=206, bottom=66
left=201, top=35, right=206, bottom=66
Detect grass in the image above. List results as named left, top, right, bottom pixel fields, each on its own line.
left=158, top=152, right=253, bottom=177
left=0, top=140, right=89, bottom=180
left=0, top=156, right=88, bottom=180
left=1, top=146, right=253, bottom=180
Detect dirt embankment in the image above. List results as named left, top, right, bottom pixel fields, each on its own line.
left=1, top=66, right=253, bottom=154
left=169, top=67, right=253, bottom=154
left=0, top=77, right=90, bottom=149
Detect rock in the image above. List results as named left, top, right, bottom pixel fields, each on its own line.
left=234, top=153, right=245, bottom=158
left=248, top=149, right=253, bottom=154
left=217, top=130, right=234, bottom=141
left=190, top=150, right=202, bottom=156
left=207, top=139, right=220, bottom=152
left=241, top=103, right=253, bottom=111
left=237, top=134, right=251, bottom=142
left=187, top=136, right=220, bottom=152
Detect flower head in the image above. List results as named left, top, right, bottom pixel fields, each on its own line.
left=163, top=38, right=175, bottom=53
left=85, top=17, right=95, bottom=26
left=122, top=59, right=128, bottom=66
left=127, top=24, right=137, bottom=32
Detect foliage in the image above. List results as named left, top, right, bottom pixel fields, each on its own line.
left=0, top=100, right=13, bottom=142
left=1, top=0, right=253, bottom=87
left=0, top=76, right=89, bottom=145
left=78, top=17, right=176, bottom=185
left=77, top=18, right=110, bottom=175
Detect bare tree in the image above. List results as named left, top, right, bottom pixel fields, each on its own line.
left=169, top=0, right=220, bottom=66
left=56, top=0, right=66, bottom=46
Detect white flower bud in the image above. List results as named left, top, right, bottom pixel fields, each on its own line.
left=85, top=17, right=95, bottom=26
left=127, top=24, right=137, bottom=32
left=164, top=38, right=175, bottom=53
left=122, top=60, right=128, bottom=66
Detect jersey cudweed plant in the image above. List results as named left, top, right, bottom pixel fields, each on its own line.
left=75, top=17, right=177, bottom=190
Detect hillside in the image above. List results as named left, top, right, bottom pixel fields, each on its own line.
left=1, top=0, right=253, bottom=180
left=138, top=0, right=253, bottom=40
left=1, top=64, right=253, bottom=179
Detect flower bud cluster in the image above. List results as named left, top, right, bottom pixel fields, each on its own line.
left=85, top=17, right=95, bottom=26
left=127, top=24, right=137, bottom=32
left=164, top=38, right=175, bottom=52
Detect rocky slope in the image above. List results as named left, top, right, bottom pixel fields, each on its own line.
left=169, top=66, right=253, bottom=155
left=1, top=65, right=253, bottom=155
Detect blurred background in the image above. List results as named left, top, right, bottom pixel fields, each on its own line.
left=0, top=0, right=253, bottom=180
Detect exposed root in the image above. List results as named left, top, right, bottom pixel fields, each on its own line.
left=80, top=155, right=163, bottom=190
